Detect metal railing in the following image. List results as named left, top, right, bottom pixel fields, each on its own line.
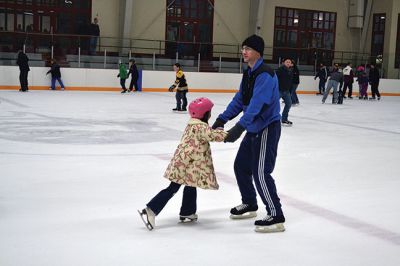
left=0, top=31, right=395, bottom=77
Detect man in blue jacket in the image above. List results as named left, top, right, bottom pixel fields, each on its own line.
left=212, top=34, right=285, bottom=233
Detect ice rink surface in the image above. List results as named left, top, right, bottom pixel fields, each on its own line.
left=1, top=90, right=400, bottom=266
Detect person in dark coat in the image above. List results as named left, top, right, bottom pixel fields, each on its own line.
left=369, top=64, right=381, bottom=100
left=16, top=50, right=30, bottom=92
left=314, top=63, right=328, bottom=95
left=46, top=59, right=65, bottom=90
left=89, top=17, right=100, bottom=55
left=128, top=59, right=139, bottom=92
left=291, top=60, right=300, bottom=105
left=276, top=58, right=294, bottom=125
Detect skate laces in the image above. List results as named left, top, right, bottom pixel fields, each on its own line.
left=235, top=204, right=249, bottom=211
left=261, top=215, right=273, bottom=221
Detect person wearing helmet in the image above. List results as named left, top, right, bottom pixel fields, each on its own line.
left=117, top=60, right=128, bottom=93
left=168, top=63, right=189, bottom=111
left=138, top=97, right=227, bottom=230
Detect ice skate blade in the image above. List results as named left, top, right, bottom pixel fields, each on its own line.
left=230, top=211, right=257, bottom=220
left=137, top=209, right=154, bottom=231
left=281, top=123, right=293, bottom=127
left=254, top=223, right=285, bottom=233
left=179, top=217, right=198, bottom=223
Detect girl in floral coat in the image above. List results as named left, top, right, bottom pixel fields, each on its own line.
left=139, top=97, right=227, bottom=230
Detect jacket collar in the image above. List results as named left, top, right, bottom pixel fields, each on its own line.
left=188, top=118, right=208, bottom=125
left=248, top=58, right=264, bottom=74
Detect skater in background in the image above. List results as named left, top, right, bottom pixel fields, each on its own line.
left=46, top=59, right=65, bottom=90
left=357, top=69, right=369, bottom=100
left=314, top=63, right=328, bottom=95
left=138, top=98, right=227, bottom=230
left=369, top=64, right=381, bottom=100
left=322, top=64, right=343, bottom=104
left=127, top=59, right=139, bottom=92
left=342, top=62, right=354, bottom=99
left=16, top=50, right=30, bottom=92
left=291, top=59, right=300, bottom=105
left=356, top=65, right=366, bottom=99
left=168, top=63, right=188, bottom=112
left=276, top=58, right=293, bottom=125
left=212, top=34, right=286, bottom=233
left=117, top=60, right=128, bottom=93
left=337, top=66, right=344, bottom=104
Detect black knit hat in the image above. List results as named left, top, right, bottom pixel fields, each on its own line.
left=242, top=34, right=265, bottom=56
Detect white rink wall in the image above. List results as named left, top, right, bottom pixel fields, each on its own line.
left=1, top=66, right=400, bottom=94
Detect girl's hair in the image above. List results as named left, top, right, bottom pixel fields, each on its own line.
left=200, top=111, right=211, bottom=124
left=174, top=63, right=181, bottom=69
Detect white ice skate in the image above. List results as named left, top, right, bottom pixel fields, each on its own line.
left=138, top=207, right=155, bottom=231
left=179, top=214, right=198, bottom=223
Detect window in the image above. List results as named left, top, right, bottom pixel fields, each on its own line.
left=0, top=0, right=92, bottom=34
left=371, top=13, right=386, bottom=57
left=274, top=7, right=335, bottom=49
left=166, top=0, right=214, bottom=58
left=273, top=7, right=336, bottom=64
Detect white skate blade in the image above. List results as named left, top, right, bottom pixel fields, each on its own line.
left=255, top=223, right=285, bottom=233
left=229, top=211, right=257, bottom=220
left=281, top=123, right=293, bottom=127
left=137, top=209, right=154, bottom=231
left=179, top=214, right=198, bottom=223
left=179, top=217, right=198, bottom=223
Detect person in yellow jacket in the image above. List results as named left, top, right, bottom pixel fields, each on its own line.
left=168, top=63, right=189, bottom=112
left=138, top=97, right=227, bottom=230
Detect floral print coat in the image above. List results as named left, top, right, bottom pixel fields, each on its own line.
left=164, top=118, right=227, bottom=190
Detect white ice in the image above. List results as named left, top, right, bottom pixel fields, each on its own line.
left=0, top=90, right=399, bottom=266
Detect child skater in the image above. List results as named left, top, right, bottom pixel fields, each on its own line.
left=168, top=63, right=189, bottom=112
left=46, top=59, right=65, bottom=90
left=117, top=60, right=128, bottom=93
left=138, top=97, right=227, bottom=230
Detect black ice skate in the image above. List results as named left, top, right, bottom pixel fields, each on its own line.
left=254, top=215, right=285, bottom=233
left=179, top=214, right=198, bottom=223
left=230, top=203, right=258, bottom=219
left=281, top=120, right=293, bottom=127
left=138, top=207, right=155, bottom=231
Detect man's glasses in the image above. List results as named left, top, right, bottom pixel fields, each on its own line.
left=241, top=46, right=254, bottom=52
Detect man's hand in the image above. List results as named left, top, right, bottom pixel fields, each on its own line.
left=168, top=85, right=175, bottom=92
left=225, top=123, right=245, bottom=143
left=212, top=118, right=225, bottom=129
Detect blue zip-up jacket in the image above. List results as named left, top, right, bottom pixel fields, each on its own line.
left=217, top=58, right=281, bottom=133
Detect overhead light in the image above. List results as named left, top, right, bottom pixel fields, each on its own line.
left=24, top=12, right=33, bottom=15
left=380, top=16, right=385, bottom=19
